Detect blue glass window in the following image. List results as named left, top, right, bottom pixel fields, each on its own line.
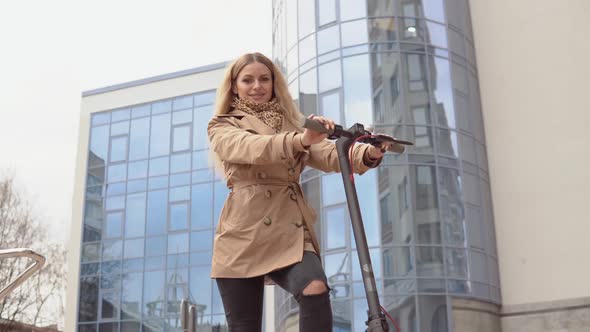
left=131, top=104, right=150, bottom=118
left=170, top=172, right=191, bottom=187
left=107, top=164, right=126, bottom=183
left=152, top=100, right=172, bottom=114
left=128, top=160, right=148, bottom=180
left=125, top=192, right=146, bottom=238
left=192, top=150, right=208, bottom=170
left=170, top=186, right=190, bottom=202
left=89, top=125, right=109, bottom=167
left=341, top=20, right=368, bottom=47
left=111, top=108, right=130, bottom=122
left=105, top=212, right=123, bottom=239
left=194, top=91, right=216, bottom=106
left=432, top=57, right=456, bottom=128
left=92, top=112, right=110, bottom=126
left=173, top=125, right=191, bottom=152
left=127, top=179, right=146, bottom=193
left=145, top=236, right=166, bottom=257
left=121, top=272, right=143, bottom=319
left=171, top=152, right=191, bottom=173
left=191, top=230, right=212, bottom=252
left=106, top=195, right=125, bottom=211
left=321, top=91, right=341, bottom=124
left=298, top=0, right=316, bottom=38
left=340, top=0, right=367, bottom=21
left=318, top=0, right=337, bottom=26
left=147, top=190, right=167, bottom=236
left=193, top=105, right=213, bottom=150
left=173, top=95, right=193, bottom=110
left=106, top=182, right=125, bottom=196
left=325, top=206, right=347, bottom=249
left=124, top=238, right=144, bottom=258
left=172, top=109, right=192, bottom=125
left=143, top=271, right=165, bottom=317
left=213, top=182, right=230, bottom=224
left=168, top=233, right=189, bottom=254
left=191, top=184, right=212, bottom=230
left=322, top=173, right=346, bottom=206
left=148, top=175, right=168, bottom=190
left=149, top=156, right=169, bottom=177
left=129, top=117, right=150, bottom=161
left=150, top=113, right=171, bottom=157
left=78, top=277, right=99, bottom=321
left=110, top=136, right=128, bottom=163
left=110, top=121, right=129, bottom=136
left=102, top=240, right=122, bottom=260
left=317, top=25, right=340, bottom=55
left=190, top=266, right=212, bottom=315
left=343, top=55, right=373, bottom=127
left=319, top=60, right=342, bottom=93
left=169, top=202, right=189, bottom=231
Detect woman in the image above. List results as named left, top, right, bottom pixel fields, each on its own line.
left=208, top=52, right=398, bottom=331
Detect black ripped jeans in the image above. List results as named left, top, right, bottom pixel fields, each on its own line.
left=215, top=251, right=333, bottom=332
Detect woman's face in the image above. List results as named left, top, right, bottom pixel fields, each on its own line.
left=232, top=62, right=273, bottom=103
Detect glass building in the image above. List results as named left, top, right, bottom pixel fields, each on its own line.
left=272, top=0, right=499, bottom=331
left=73, top=65, right=233, bottom=332
left=68, top=2, right=590, bottom=332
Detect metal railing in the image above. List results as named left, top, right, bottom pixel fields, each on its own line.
left=0, top=248, right=46, bottom=300
left=180, top=299, right=197, bottom=332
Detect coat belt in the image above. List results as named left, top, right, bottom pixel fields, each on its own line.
left=228, top=179, right=321, bottom=254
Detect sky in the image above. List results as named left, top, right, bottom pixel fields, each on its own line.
left=0, top=0, right=273, bottom=245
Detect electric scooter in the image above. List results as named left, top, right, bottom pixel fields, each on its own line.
left=181, top=119, right=413, bottom=332
left=303, top=118, right=413, bottom=332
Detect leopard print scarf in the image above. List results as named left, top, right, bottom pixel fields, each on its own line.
left=231, top=97, right=283, bottom=132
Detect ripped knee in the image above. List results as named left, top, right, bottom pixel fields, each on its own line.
left=302, top=280, right=329, bottom=296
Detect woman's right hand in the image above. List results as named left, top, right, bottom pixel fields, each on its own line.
left=301, top=114, right=335, bottom=146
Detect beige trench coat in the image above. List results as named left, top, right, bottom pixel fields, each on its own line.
left=208, top=109, right=382, bottom=278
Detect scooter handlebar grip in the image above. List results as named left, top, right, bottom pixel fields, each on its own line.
left=301, top=118, right=334, bottom=135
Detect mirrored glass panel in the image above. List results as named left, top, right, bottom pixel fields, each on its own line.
left=298, top=0, right=316, bottom=38
left=340, top=0, right=367, bottom=21
left=90, top=125, right=109, bottom=167
left=193, top=105, right=213, bottom=150
left=341, top=20, right=368, bottom=47
left=129, top=117, right=150, bottom=161
left=125, top=192, right=146, bottom=238
left=343, top=55, right=373, bottom=127
left=318, top=0, right=337, bottom=26
left=317, top=25, right=340, bottom=54
left=431, top=57, right=456, bottom=128
left=172, top=125, right=191, bottom=152
left=149, top=113, right=171, bottom=157
left=147, top=190, right=167, bottom=236
left=318, top=60, right=341, bottom=92
left=325, top=205, right=347, bottom=249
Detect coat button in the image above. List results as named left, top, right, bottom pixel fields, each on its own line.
left=295, top=220, right=303, bottom=228
left=288, top=168, right=295, bottom=176
left=290, top=192, right=297, bottom=201
left=263, top=216, right=272, bottom=225
left=257, top=172, right=267, bottom=179
left=265, top=190, right=272, bottom=198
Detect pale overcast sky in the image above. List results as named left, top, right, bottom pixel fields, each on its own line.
left=0, top=0, right=272, bottom=245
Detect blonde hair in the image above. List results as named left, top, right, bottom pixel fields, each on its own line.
left=214, top=52, right=303, bottom=129
left=210, top=52, right=303, bottom=178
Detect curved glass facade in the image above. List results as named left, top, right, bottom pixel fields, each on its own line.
left=273, top=0, right=499, bottom=330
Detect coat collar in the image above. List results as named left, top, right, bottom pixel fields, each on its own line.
left=224, top=109, right=280, bottom=135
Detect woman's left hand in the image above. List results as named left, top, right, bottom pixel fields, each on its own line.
left=367, top=142, right=392, bottom=160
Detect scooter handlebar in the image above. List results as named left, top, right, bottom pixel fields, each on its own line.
left=302, top=117, right=413, bottom=153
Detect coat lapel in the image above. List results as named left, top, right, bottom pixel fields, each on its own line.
left=229, top=109, right=278, bottom=135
